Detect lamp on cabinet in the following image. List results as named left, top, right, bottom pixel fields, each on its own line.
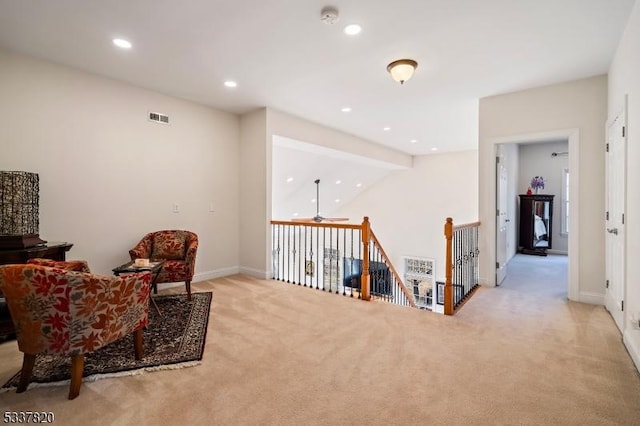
left=0, top=171, right=46, bottom=249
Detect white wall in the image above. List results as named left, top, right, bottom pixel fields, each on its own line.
left=266, top=109, right=412, bottom=170
left=479, top=75, right=608, bottom=304
left=518, top=141, right=569, bottom=254
left=608, top=0, right=640, bottom=371
left=0, top=49, right=240, bottom=279
left=335, top=150, right=479, bottom=282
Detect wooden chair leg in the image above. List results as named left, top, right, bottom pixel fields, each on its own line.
left=186, top=280, right=192, bottom=301
left=133, top=328, right=144, bottom=360
left=17, top=353, right=36, bottom=393
left=68, top=354, right=84, bottom=400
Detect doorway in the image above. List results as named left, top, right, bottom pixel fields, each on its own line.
left=494, top=137, right=573, bottom=297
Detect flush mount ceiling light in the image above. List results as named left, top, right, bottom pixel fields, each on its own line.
left=112, top=38, right=132, bottom=49
left=224, top=80, right=238, bottom=88
left=387, top=59, right=418, bottom=84
left=344, top=24, right=362, bottom=35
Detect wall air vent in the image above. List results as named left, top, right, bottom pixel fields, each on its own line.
left=148, top=111, right=169, bottom=125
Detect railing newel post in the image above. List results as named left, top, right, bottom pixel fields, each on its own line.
left=361, top=217, right=371, bottom=301
left=444, top=217, right=454, bottom=315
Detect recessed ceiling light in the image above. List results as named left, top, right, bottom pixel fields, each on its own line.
left=286, top=177, right=294, bottom=182
left=356, top=183, right=362, bottom=188
left=410, top=139, right=418, bottom=144
left=112, top=38, right=132, bottom=49
left=431, top=147, right=439, bottom=151
left=311, top=199, right=316, bottom=203
left=335, top=180, right=341, bottom=184
left=335, top=199, right=341, bottom=203
left=341, top=107, right=352, bottom=113
left=293, top=212, right=299, bottom=217
left=344, top=24, right=362, bottom=35
left=224, top=81, right=237, bottom=88
left=383, top=127, right=391, bottom=131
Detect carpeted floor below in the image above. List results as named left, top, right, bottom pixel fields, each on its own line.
left=0, top=270, right=639, bottom=425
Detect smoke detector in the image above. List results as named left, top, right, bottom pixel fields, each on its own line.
left=320, top=7, right=339, bottom=25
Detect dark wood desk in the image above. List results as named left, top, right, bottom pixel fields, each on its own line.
left=0, top=242, right=73, bottom=340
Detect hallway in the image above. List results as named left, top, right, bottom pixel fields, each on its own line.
left=499, top=253, right=568, bottom=300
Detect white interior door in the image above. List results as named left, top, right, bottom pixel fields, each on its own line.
left=496, top=150, right=508, bottom=285
left=605, top=105, right=627, bottom=332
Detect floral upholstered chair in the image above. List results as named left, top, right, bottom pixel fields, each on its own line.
left=129, top=230, right=198, bottom=301
left=26, top=257, right=91, bottom=272
left=0, top=262, right=151, bottom=399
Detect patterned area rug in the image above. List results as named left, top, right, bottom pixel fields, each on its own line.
left=1, top=292, right=212, bottom=390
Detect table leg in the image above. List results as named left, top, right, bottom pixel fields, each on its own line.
left=149, top=269, right=162, bottom=317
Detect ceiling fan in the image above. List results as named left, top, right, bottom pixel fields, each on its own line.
left=292, top=179, right=349, bottom=223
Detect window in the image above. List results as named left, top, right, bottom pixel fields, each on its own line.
left=561, top=168, right=569, bottom=235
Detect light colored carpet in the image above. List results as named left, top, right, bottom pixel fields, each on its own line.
left=1, top=260, right=639, bottom=425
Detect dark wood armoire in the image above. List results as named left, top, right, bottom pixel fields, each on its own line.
left=519, top=194, right=554, bottom=256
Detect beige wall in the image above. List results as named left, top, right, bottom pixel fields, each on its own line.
left=479, top=75, right=608, bottom=303
left=336, top=150, right=479, bottom=282
left=608, top=0, right=640, bottom=370
left=0, top=49, right=240, bottom=279
left=239, top=108, right=269, bottom=277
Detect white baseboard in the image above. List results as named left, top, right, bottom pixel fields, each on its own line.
left=194, top=266, right=240, bottom=282
left=154, top=266, right=240, bottom=291
left=478, top=276, right=492, bottom=287
left=239, top=266, right=270, bottom=280
left=623, top=329, right=640, bottom=373
left=578, top=291, right=605, bottom=305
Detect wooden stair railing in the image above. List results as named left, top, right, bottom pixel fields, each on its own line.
left=369, top=228, right=416, bottom=308
left=270, top=217, right=413, bottom=307
left=444, top=217, right=481, bottom=315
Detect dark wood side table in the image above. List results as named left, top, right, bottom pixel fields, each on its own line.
left=0, top=242, right=73, bottom=340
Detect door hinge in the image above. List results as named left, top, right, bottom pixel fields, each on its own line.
left=623, top=126, right=626, bottom=137
left=496, top=209, right=500, bottom=217
left=496, top=156, right=500, bottom=164
left=622, top=300, right=624, bottom=311
left=496, top=262, right=500, bottom=269
left=606, top=279, right=609, bottom=289
left=622, top=213, right=625, bottom=225
left=606, top=143, right=609, bottom=152
left=606, top=211, right=609, bottom=220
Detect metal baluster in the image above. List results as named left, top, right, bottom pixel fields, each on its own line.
left=309, top=226, right=314, bottom=289
left=335, top=227, right=340, bottom=295
left=349, top=229, right=354, bottom=297
left=291, top=225, right=296, bottom=284
left=303, top=226, right=308, bottom=287
left=315, top=225, right=318, bottom=289
left=296, top=225, right=301, bottom=285
left=271, top=224, right=275, bottom=279
left=455, top=230, right=460, bottom=306
left=277, top=224, right=282, bottom=281
left=342, top=229, right=347, bottom=296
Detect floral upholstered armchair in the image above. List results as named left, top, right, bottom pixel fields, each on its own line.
left=129, top=230, right=198, bottom=301
left=0, top=261, right=151, bottom=399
